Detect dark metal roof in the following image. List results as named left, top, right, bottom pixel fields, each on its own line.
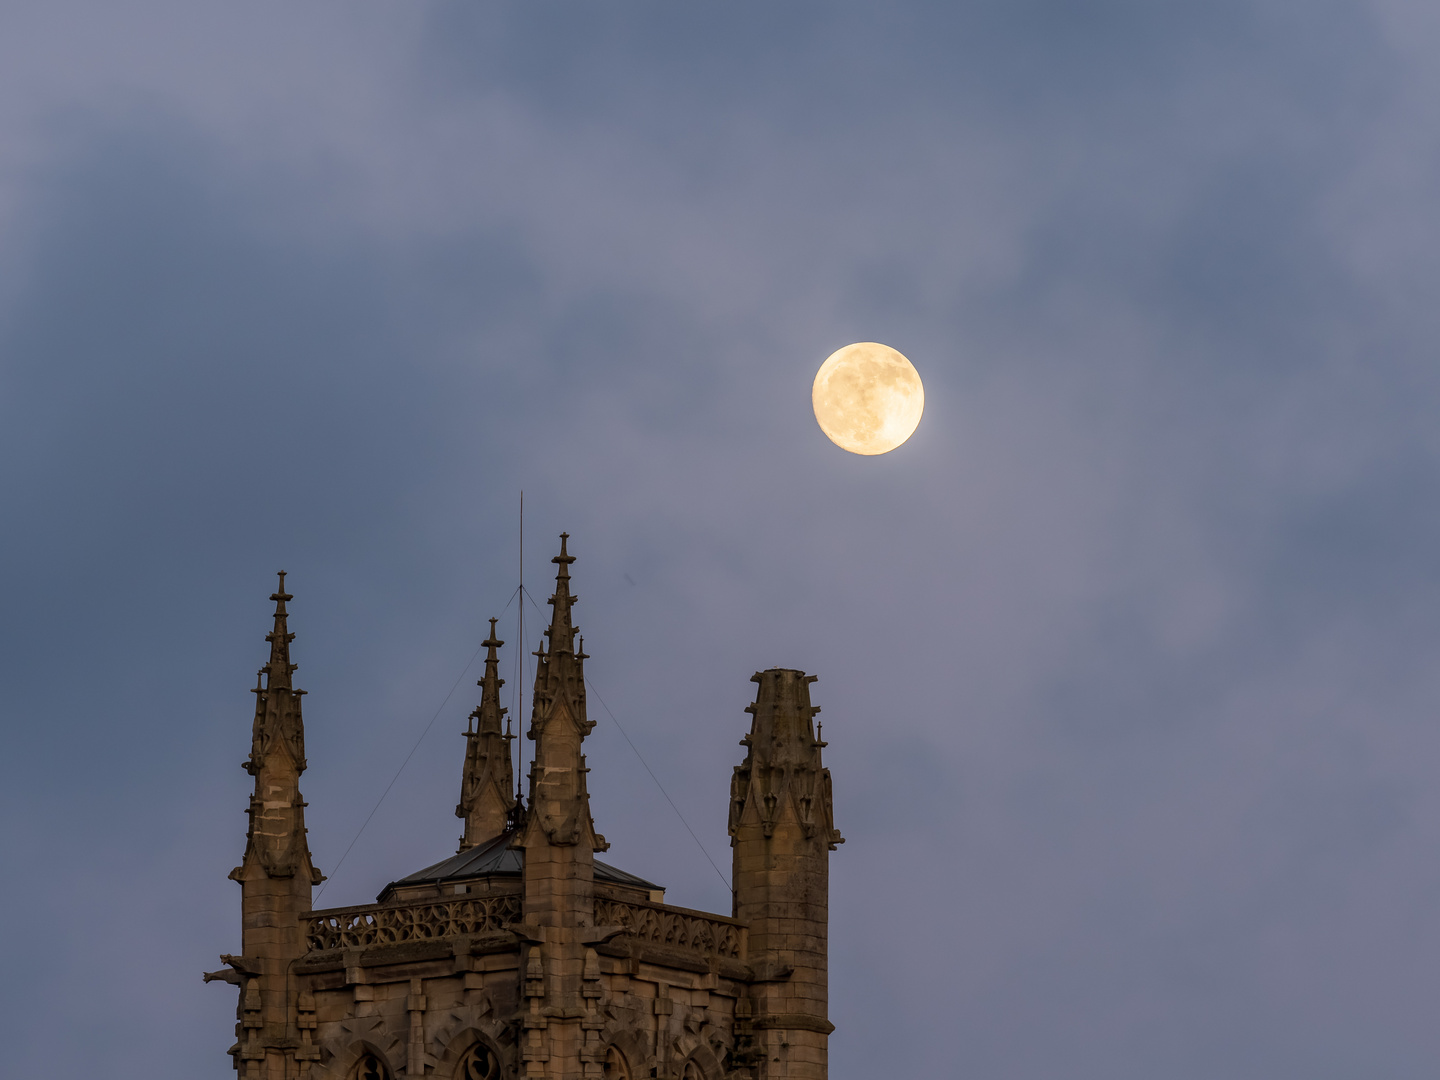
left=590, top=859, right=661, bottom=890
left=385, top=827, right=661, bottom=892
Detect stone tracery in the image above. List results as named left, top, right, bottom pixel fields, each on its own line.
left=305, top=893, right=522, bottom=951
left=455, top=1041, right=499, bottom=1080
left=351, top=1052, right=391, bottom=1080
left=603, top=1045, right=633, bottom=1080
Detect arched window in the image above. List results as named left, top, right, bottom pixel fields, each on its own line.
left=457, top=1042, right=499, bottom=1080
left=680, top=1059, right=704, bottom=1080
left=602, top=1045, right=631, bottom=1080
left=353, top=1053, right=391, bottom=1080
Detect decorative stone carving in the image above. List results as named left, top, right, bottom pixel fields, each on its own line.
left=305, top=895, right=523, bottom=951
left=728, top=672, right=842, bottom=850
left=456, top=1041, right=500, bottom=1080
left=352, top=1053, right=391, bottom=1080
left=594, top=899, right=744, bottom=960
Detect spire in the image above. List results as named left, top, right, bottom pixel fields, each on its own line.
left=456, top=617, right=516, bottom=850
left=262, top=571, right=297, bottom=691
left=245, top=572, right=307, bottom=779
left=522, top=533, right=606, bottom=851
left=528, top=532, right=590, bottom=740
left=239, top=572, right=318, bottom=876
left=227, top=574, right=321, bottom=1077
left=544, top=532, right=579, bottom=663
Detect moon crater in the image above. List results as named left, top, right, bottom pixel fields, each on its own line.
left=812, top=342, right=924, bottom=455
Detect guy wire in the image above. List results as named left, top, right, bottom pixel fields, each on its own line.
left=515, top=490, right=525, bottom=800
left=314, top=584, right=521, bottom=903
left=521, top=587, right=732, bottom=895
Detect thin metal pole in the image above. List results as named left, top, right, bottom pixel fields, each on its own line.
left=516, top=491, right=524, bottom=804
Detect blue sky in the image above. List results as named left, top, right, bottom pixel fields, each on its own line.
left=4, top=3, right=1440, bottom=1077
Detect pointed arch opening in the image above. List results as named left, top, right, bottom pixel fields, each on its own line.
left=456, top=1040, right=500, bottom=1080
left=351, top=1052, right=393, bottom=1080
left=602, top=1045, right=632, bottom=1080
left=679, top=1050, right=721, bottom=1080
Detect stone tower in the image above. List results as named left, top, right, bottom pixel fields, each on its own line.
left=208, top=539, right=841, bottom=1080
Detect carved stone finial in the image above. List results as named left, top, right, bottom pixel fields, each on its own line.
left=262, top=571, right=297, bottom=692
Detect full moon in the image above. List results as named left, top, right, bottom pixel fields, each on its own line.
left=811, top=342, right=925, bottom=455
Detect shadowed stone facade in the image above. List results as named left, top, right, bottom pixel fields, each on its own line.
left=207, top=537, right=842, bottom=1080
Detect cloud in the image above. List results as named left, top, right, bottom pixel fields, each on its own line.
left=4, top=2, right=1440, bottom=1077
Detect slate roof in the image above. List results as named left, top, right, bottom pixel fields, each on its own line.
left=385, top=827, right=661, bottom=892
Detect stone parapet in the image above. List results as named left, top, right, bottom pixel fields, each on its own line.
left=303, top=891, right=745, bottom=964
left=305, top=892, right=523, bottom=951
left=595, top=898, right=747, bottom=962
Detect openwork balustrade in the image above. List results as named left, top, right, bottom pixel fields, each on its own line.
left=305, top=894, right=522, bottom=951
left=595, top=898, right=745, bottom=960
left=305, top=893, right=742, bottom=958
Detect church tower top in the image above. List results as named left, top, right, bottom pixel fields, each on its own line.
left=213, top=549, right=841, bottom=1080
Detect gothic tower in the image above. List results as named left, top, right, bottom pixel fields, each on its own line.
left=210, top=541, right=841, bottom=1080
